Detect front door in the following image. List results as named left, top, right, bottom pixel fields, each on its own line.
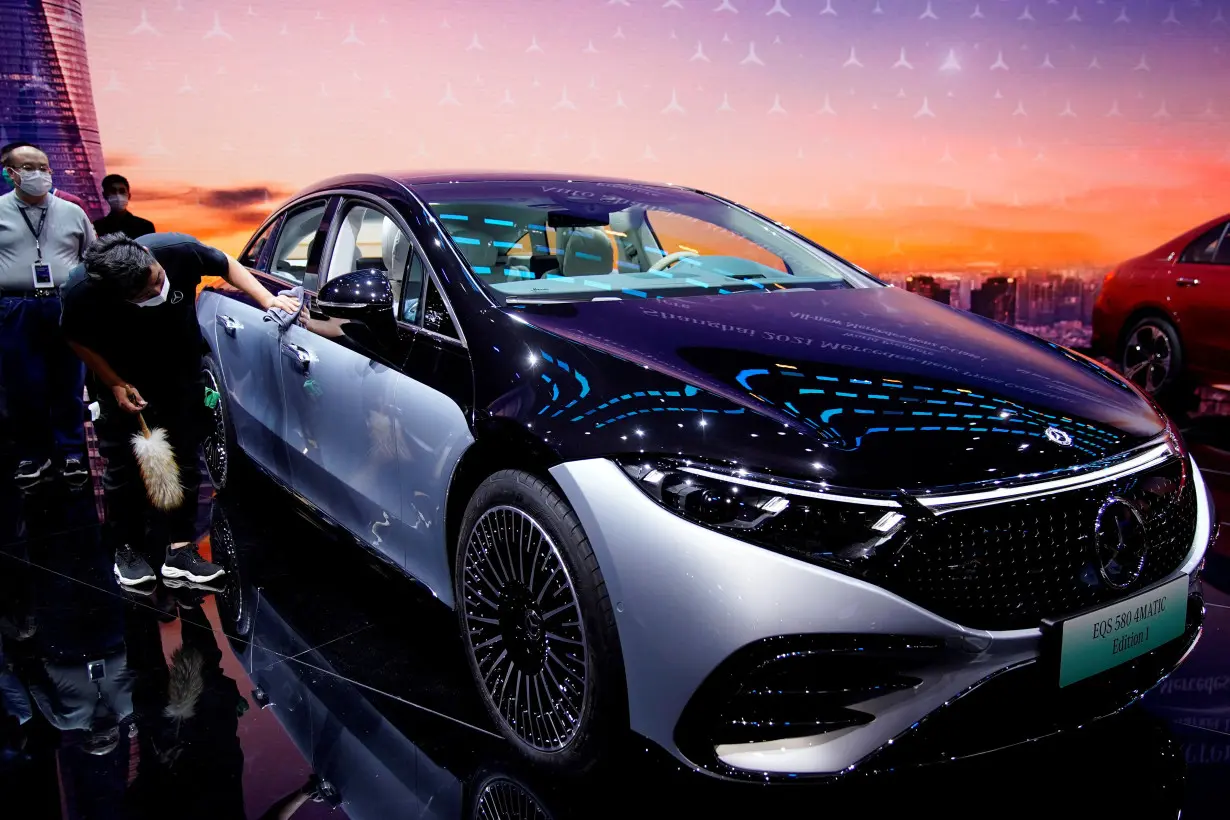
left=1170, top=220, right=1230, bottom=386
left=208, top=215, right=304, bottom=479
left=280, top=201, right=422, bottom=570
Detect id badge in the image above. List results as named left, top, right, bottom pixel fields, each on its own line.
left=32, top=263, right=54, bottom=290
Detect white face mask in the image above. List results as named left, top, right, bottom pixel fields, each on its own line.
left=106, top=194, right=129, bottom=211
left=135, top=273, right=170, bottom=307
left=15, top=169, right=53, bottom=197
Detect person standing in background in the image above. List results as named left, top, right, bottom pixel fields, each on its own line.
left=93, top=175, right=155, bottom=240
left=0, top=143, right=94, bottom=489
left=0, top=143, right=90, bottom=215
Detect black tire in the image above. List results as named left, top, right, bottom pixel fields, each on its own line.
left=208, top=504, right=253, bottom=640
left=201, top=355, right=241, bottom=492
left=1118, top=316, right=1197, bottom=414
left=454, top=470, right=624, bottom=774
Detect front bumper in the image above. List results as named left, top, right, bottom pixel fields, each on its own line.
left=549, top=458, right=1215, bottom=779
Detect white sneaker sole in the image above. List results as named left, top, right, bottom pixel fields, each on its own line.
left=114, top=565, right=157, bottom=586
left=161, top=565, right=225, bottom=584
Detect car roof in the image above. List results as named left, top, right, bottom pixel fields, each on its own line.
left=292, top=171, right=698, bottom=200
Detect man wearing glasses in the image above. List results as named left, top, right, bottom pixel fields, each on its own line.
left=0, top=142, right=95, bottom=489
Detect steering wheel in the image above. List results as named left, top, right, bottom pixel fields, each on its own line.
left=648, top=250, right=700, bottom=273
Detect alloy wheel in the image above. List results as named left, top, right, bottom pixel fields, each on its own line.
left=473, top=775, right=551, bottom=820
left=460, top=506, right=588, bottom=752
left=1122, top=323, right=1172, bottom=394
left=202, top=366, right=228, bottom=488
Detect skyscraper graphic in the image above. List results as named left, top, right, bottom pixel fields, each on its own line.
left=0, top=0, right=106, bottom=218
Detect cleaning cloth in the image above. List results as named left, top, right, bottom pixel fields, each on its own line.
left=263, top=285, right=305, bottom=330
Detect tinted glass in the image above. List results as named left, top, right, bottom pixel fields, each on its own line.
left=1214, top=227, right=1230, bottom=265
left=422, top=278, right=459, bottom=340
left=1180, top=223, right=1226, bottom=264
left=402, top=253, right=426, bottom=324
left=270, top=202, right=328, bottom=285
left=419, top=181, right=873, bottom=305
left=239, top=219, right=277, bottom=269
left=327, top=203, right=421, bottom=319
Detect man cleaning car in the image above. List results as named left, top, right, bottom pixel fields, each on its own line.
left=61, top=232, right=300, bottom=589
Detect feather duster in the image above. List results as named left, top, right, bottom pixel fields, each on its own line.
left=164, top=646, right=204, bottom=721
left=132, top=413, right=183, bottom=511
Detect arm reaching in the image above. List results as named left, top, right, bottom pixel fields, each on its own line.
left=68, top=341, right=146, bottom=413
left=221, top=255, right=300, bottom=314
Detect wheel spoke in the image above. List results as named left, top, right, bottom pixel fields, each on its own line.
left=460, top=504, right=588, bottom=752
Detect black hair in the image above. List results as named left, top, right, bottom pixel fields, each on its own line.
left=84, top=233, right=158, bottom=299
left=101, top=174, right=130, bottom=192
left=0, top=141, right=38, bottom=166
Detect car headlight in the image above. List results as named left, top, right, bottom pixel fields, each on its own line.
left=616, top=457, right=911, bottom=573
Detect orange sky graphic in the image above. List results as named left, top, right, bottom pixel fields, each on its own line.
left=82, top=0, right=1230, bottom=271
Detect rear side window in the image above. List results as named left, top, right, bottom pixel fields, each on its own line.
left=239, top=219, right=277, bottom=270
left=1180, top=222, right=1227, bottom=264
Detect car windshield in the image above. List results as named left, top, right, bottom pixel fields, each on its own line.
left=416, top=180, right=876, bottom=304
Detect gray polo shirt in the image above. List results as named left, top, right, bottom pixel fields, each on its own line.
left=0, top=190, right=95, bottom=290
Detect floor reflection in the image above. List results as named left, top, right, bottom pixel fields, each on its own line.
left=0, top=421, right=1226, bottom=819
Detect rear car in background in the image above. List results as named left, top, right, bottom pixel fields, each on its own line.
left=1092, top=214, right=1230, bottom=406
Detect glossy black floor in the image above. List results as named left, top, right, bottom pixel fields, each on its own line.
left=1, top=425, right=1228, bottom=819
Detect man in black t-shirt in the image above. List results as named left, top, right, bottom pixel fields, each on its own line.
left=92, top=174, right=156, bottom=240
left=61, top=233, right=299, bottom=589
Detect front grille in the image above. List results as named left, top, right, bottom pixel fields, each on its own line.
left=878, top=457, right=1198, bottom=630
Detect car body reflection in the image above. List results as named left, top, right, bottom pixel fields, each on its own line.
left=209, top=504, right=554, bottom=820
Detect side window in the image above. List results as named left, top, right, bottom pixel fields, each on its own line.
left=238, top=219, right=277, bottom=270
left=270, top=202, right=328, bottom=285
left=1213, top=225, right=1230, bottom=265
left=327, top=202, right=427, bottom=321
left=1180, top=223, right=1227, bottom=264
left=401, top=253, right=426, bottom=324
left=422, top=278, right=460, bottom=341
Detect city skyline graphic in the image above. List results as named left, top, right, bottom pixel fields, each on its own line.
left=52, top=0, right=1230, bottom=271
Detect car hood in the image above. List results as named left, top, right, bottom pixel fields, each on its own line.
left=503, top=286, right=1165, bottom=491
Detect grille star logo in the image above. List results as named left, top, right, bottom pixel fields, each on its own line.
left=1093, top=497, right=1149, bottom=589
left=1045, top=426, right=1073, bottom=446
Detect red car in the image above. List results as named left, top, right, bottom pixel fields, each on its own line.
left=1092, top=213, right=1230, bottom=403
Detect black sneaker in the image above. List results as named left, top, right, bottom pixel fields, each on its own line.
left=14, top=459, right=52, bottom=489
left=114, top=545, right=157, bottom=587
left=61, top=456, right=90, bottom=488
left=161, top=544, right=225, bottom=585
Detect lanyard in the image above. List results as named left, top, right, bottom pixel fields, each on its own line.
left=18, top=205, right=48, bottom=262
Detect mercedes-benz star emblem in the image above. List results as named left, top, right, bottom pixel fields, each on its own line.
left=1093, top=497, right=1149, bottom=589
left=1045, top=427, right=1073, bottom=446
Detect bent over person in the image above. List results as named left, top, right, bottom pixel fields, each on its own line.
left=60, top=233, right=299, bottom=588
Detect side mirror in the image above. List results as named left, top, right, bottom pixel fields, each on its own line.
left=317, top=269, right=397, bottom=344
left=318, top=269, right=394, bottom=317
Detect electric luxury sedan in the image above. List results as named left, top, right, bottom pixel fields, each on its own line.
left=197, top=172, right=1217, bottom=780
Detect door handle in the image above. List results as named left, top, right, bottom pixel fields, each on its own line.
left=217, top=314, right=243, bottom=337
left=280, top=342, right=312, bottom=373
left=1176, top=277, right=1201, bottom=287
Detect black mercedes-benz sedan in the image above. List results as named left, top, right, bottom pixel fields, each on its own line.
left=197, top=172, right=1216, bottom=779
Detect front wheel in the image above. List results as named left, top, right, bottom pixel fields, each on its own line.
left=201, top=355, right=239, bottom=492
left=454, top=470, right=624, bottom=773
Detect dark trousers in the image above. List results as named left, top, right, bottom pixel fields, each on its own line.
left=0, top=296, right=86, bottom=464
left=95, top=382, right=204, bottom=552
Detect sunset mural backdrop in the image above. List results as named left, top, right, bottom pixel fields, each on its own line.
left=78, top=0, right=1229, bottom=271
